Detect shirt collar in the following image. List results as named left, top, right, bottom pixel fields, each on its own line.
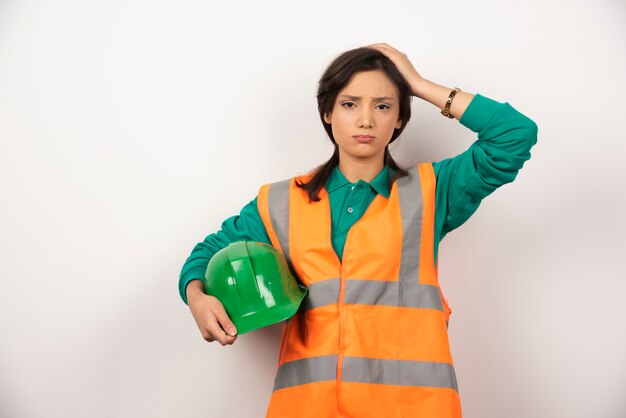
left=325, top=165, right=392, bottom=198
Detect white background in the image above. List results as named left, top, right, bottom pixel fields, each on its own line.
left=1, top=0, right=625, bottom=417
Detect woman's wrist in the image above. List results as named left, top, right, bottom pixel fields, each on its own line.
left=186, top=279, right=206, bottom=304
left=410, top=76, right=428, bottom=99
left=411, top=77, right=475, bottom=120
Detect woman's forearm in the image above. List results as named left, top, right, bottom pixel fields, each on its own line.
left=411, top=77, right=476, bottom=121
left=186, top=279, right=206, bottom=305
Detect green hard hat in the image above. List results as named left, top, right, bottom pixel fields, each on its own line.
left=204, top=241, right=308, bottom=335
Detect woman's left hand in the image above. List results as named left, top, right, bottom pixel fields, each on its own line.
left=364, top=43, right=424, bottom=96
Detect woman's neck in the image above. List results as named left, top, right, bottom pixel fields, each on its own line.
left=338, top=156, right=385, bottom=183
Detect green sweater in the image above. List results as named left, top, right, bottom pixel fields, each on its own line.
left=179, top=93, right=538, bottom=305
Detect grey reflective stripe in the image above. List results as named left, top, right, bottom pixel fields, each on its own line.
left=273, top=354, right=338, bottom=391
left=396, top=165, right=424, bottom=285
left=344, top=279, right=442, bottom=310
left=396, top=165, right=444, bottom=312
left=342, top=356, right=458, bottom=392
left=302, top=278, right=340, bottom=311
left=301, top=278, right=441, bottom=311
left=273, top=355, right=457, bottom=392
left=267, top=178, right=292, bottom=267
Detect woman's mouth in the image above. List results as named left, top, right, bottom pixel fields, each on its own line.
left=353, top=135, right=375, bottom=143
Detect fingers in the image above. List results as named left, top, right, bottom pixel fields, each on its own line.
left=211, top=300, right=238, bottom=338
left=206, top=317, right=237, bottom=346
left=366, top=43, right=407, bottom=59
left=205, top=299, right=237, bottom=345
left=190, top=294, right=238, bottom=346
left=201, top=331, right=215, bottom=343
left=366, top=43, right=395, bottom=51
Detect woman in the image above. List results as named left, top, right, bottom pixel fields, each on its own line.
left=180, top=43, right=538, bottom=417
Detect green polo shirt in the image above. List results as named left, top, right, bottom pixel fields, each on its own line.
left=179, top=93, right=538, bottom=305
left=326, top=164, right=392, bottom=261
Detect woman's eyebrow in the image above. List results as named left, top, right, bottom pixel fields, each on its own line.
left=338, top=95, right=395, bottom=102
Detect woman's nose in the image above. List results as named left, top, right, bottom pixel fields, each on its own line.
left=358, top=107, right=374, bottom=127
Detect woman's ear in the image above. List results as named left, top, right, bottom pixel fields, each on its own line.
left=324, top=112, right=332, bottom=124
left=395, top=118, right=403, bottom=129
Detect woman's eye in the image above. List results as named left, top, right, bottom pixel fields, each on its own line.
left=341, top=102, right=390, bottom=110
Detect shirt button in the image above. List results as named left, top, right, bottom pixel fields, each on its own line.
left=347, top=207, right=354, bottom=214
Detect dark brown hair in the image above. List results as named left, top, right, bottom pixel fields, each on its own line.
left=295, top=47, right=413, bottom=202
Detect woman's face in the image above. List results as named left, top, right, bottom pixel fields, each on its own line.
left=324, top=70, right=402, bottom=167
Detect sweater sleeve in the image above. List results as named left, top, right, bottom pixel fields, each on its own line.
left=178, top=196, right=271, bottom=305
left=432, top=93, right=539, bottom=254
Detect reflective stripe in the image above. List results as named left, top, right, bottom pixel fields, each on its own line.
left=342, top=356, right=458, bottom=392
left=273, top=355, right=457, bottom=393
left=345, top=279, right=443, bottom=310
left=396, top=166, right=444, bottom=311
left=301, top=279, right=443, bottom=311
left=273, top=354, right=338, bottom=391
left=267, top=178, right=292, bottom=267
left=396, top=165, right=423, bottom=285
left=302, top=278, right=340, bottom=311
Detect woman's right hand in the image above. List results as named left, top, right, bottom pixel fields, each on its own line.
left=187, top=280, right=238, bottom=346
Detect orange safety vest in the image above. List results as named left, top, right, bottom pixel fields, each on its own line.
left=257, top=163, right=461, bottom=418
